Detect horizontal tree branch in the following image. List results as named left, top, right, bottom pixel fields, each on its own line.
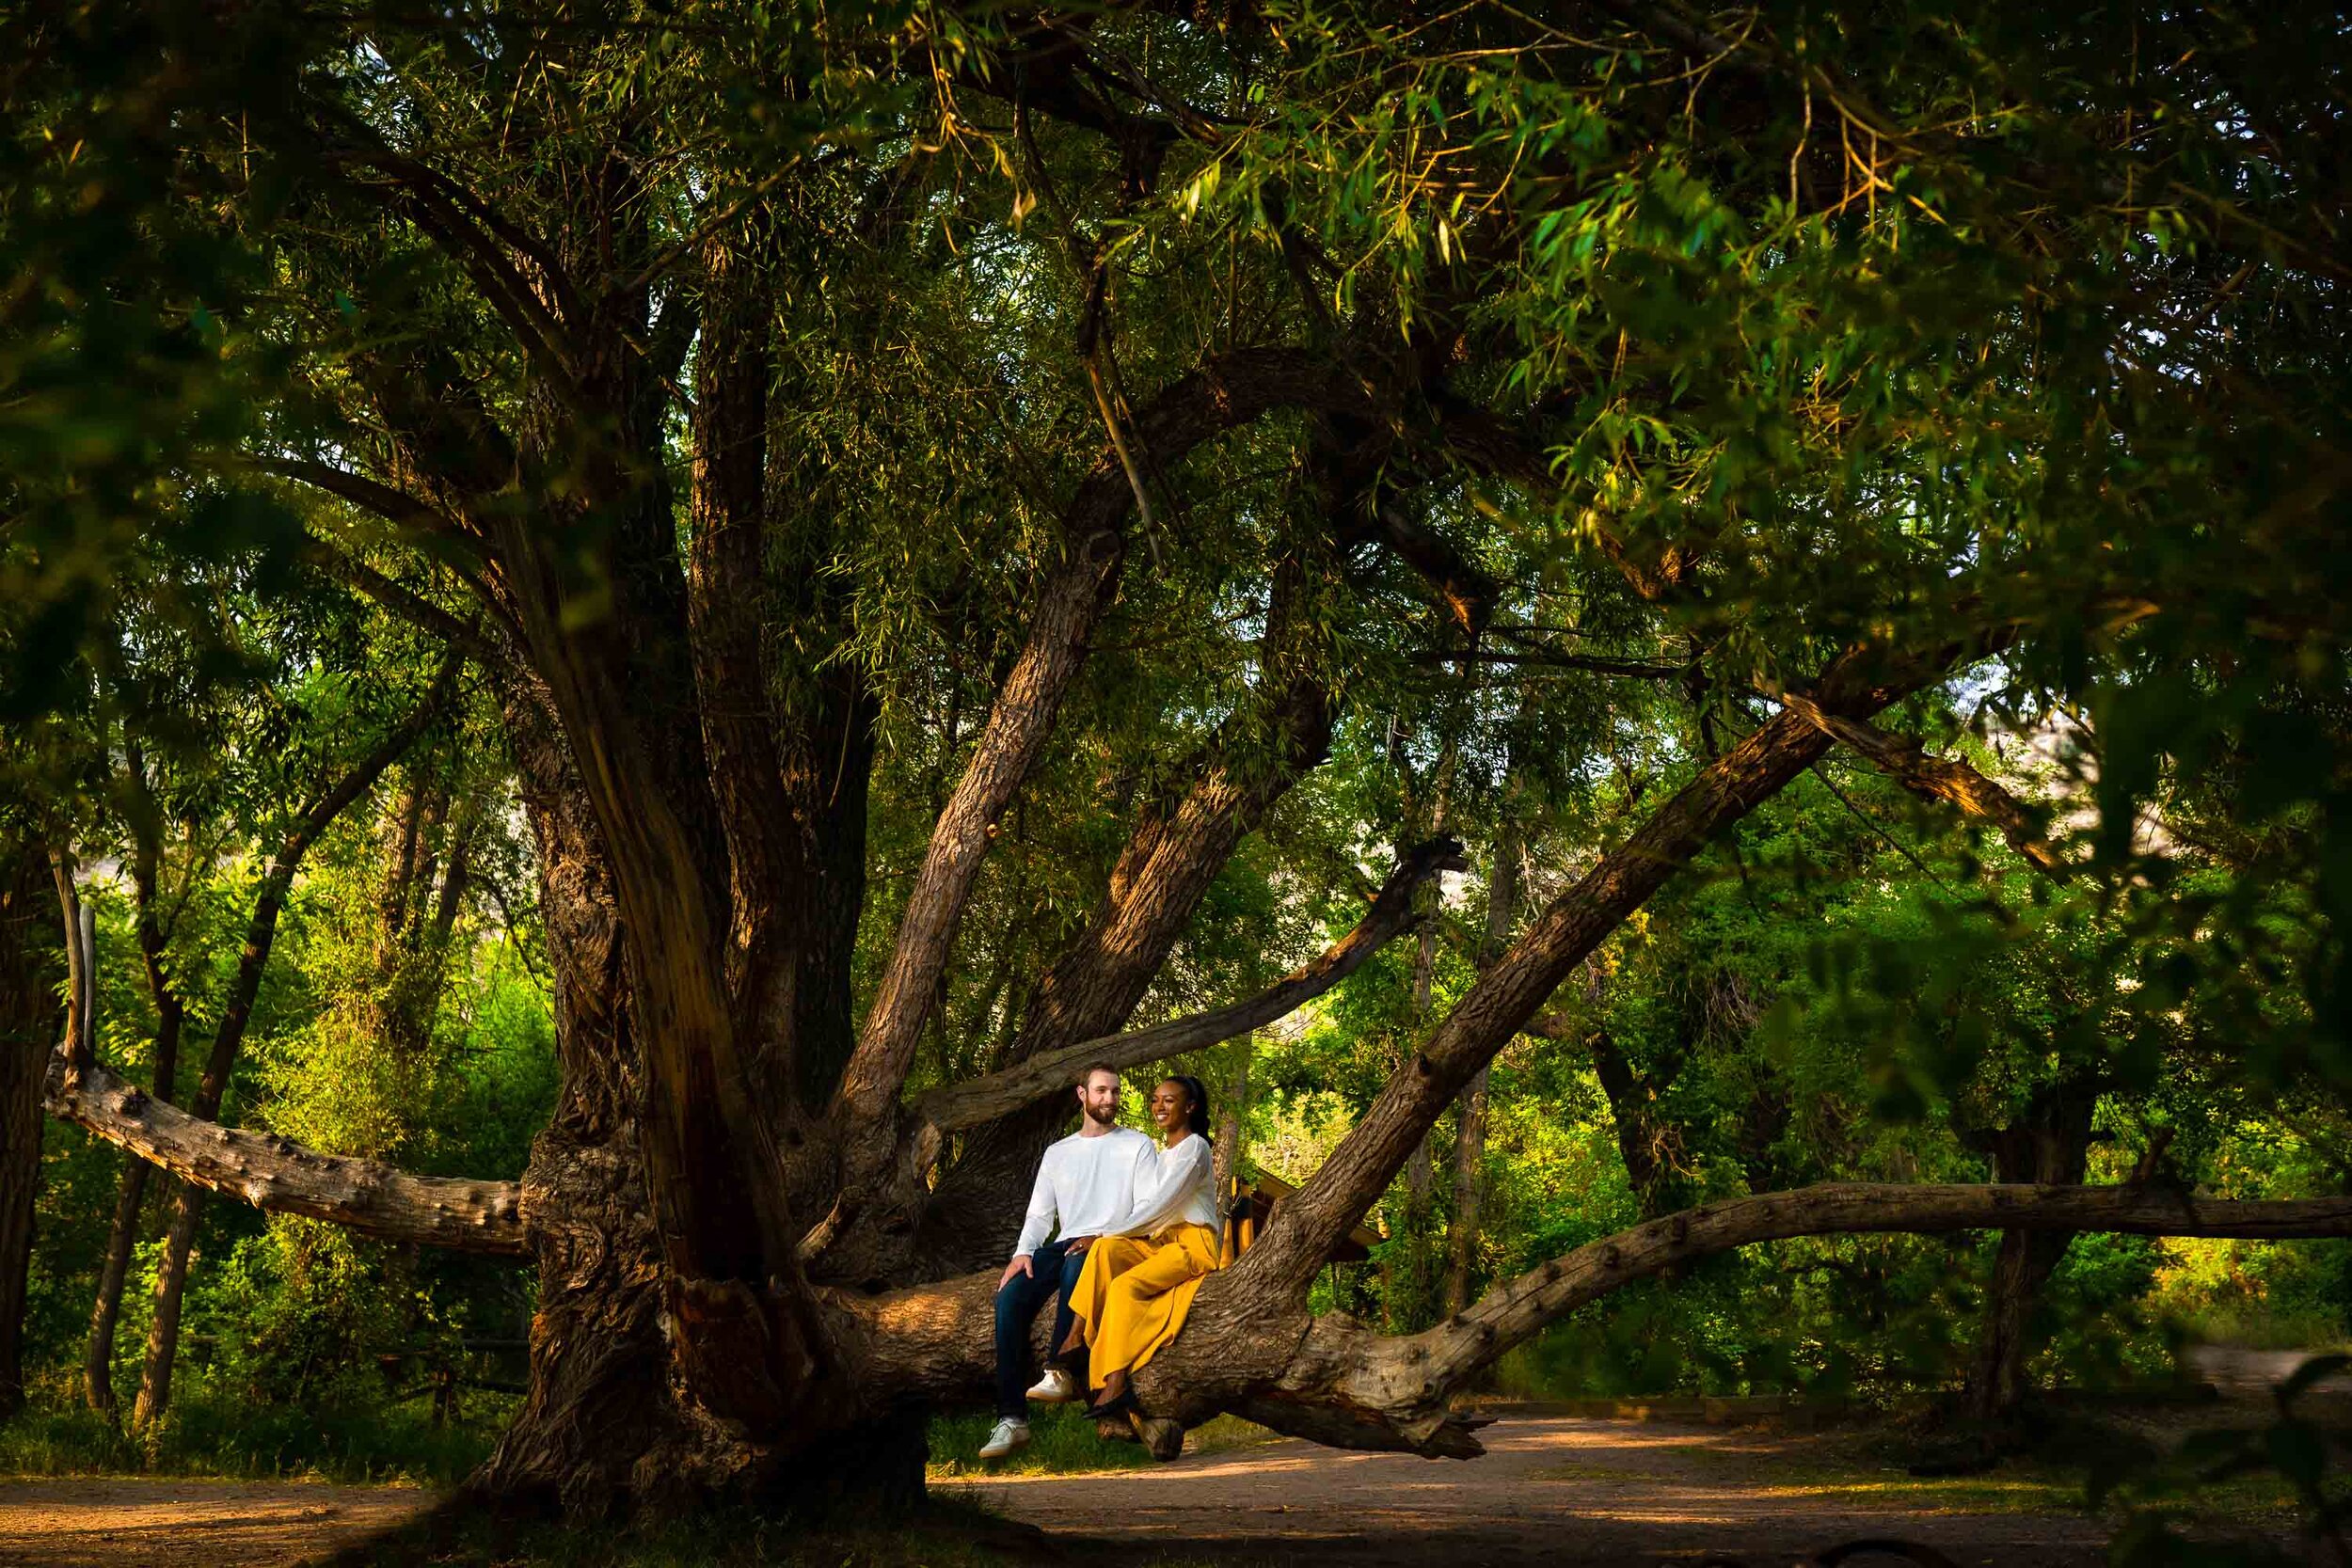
left=45, top=1058, right=526, bottom=1256
left=1778, top=692, right=2069, bottom=878
left=917, top=836, right=1468, bottom=1135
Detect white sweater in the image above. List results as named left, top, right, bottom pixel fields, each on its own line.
left=1012, top=1126, right=1159, bottom=1258
left=1110, top=1133, right=1218, bottom=1239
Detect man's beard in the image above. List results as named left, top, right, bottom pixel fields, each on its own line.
left=1083, top=1100, right=1119, bottom=1127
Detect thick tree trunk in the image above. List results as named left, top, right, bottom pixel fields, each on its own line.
left=472, top=666, right=709, bottom=1511
left=0, top=847, right=60, bottom=1418
left=473, top=665, right=891, bottom=1513
left=1959, top=1077, right=2100, bottom=1421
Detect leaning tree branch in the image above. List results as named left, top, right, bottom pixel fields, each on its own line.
left=1777, top=691, right=2070, bottom=879
left=831, top=536, right=1125, bottom=1122
left=1231, top=634, right=1998, bottom=1295
left=44, top=1057, right=525, bottom=1255
left=917, top=836, right=1469, bottom=1134
left=249, top=458, right=487, bottom=555
left=300, top=536, right=502, bottom=660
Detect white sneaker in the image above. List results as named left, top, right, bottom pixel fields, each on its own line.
left=1025, top=1367, right=1082, bottom=1403
left=978, top=1417, right=1031, bottom=1460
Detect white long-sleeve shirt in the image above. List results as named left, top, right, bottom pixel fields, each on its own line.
left=1012, top=1126, right=1158, bottom=1259
left=1109, top=1132, right=1218, bottom=1239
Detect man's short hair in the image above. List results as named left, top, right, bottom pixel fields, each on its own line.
left=1077, top=1062, right=1120, bottom=1087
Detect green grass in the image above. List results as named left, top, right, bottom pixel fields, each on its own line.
left=2177, top=1306, right=2352, bottom=1354
left=927, top=1405, right=1282, bottom=1479
left=0, top=1376, right=505, bottom=1486
left=0, top=1368, right=1272, bottom=1490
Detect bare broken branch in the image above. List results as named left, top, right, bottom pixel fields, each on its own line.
left=46, top=1058, right=525, bottom=1256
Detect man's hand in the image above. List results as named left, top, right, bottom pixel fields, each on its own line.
left=997, top=1254, right=1034, bottom=1291
left=1062, top=1235, right=1095, bottom=1256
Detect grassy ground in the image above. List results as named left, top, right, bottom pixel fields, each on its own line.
left=928, top=1405, right=1281, bottom=1478
left=0, top=1378, right=1275, bottom=1490
left=0, top=1381, right=502, bottom=1486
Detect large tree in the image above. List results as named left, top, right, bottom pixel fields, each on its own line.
left=11, top=0, right=2350, bottom=1515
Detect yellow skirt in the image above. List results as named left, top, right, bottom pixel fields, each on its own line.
left=1067, top=1222, right=1220, bottom=1391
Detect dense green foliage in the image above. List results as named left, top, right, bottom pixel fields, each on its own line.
left=0, top=8, right=2346, bottom=1560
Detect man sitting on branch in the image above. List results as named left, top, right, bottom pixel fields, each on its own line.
left=981, top=1063, right=1154, bottom=1461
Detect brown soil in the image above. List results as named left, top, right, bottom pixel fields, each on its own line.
left=0, top=1477, right=437, bottom=1567
left=963, top=1412, right=2201, bottom=1568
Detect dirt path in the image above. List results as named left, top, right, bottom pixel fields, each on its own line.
left=0, top=1478, right=437, bottom=1568
left=963, top=1414, right=2144, bottom=1567
left=0, top=1406, right=2303, bottom=1567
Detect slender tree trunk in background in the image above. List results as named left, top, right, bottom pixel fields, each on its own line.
left=0, top=847, right=62, bottom=1418
left=1391, top=904, right=1443, bottom=1331
left=1443, top=1068, right=1489, bottom=1317
left=130, top=1194, right=203, bottom=1426
left=133, top=664, right=452, bottom=1429
left=1382, top=721, right=1454, bottom=1335
left=1213, top=1037, right=1251, bottom=1196
left=82, top=1165, right=148, bottom=1415
left=87, top=755, right=183, bottom=1415
left=1960, top=1075, right=2100, bottom=1422
left=1445, top=813, right=1518, bottom=1315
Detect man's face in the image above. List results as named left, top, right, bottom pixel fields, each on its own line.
left=1077, top=1071, right=1120, bottom=1126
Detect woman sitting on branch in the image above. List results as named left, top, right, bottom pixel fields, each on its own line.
left=1063, top=1075, right=1221, bottom=1421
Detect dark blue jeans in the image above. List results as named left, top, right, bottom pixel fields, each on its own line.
left=993, top=1237, right=1087, bottom=1418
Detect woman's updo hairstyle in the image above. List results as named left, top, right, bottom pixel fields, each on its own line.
left=1168, top=1075, right=1213, bottom=1141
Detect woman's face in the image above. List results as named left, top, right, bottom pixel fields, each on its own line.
left=1149, top=1080, right=1189, bottom=1137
